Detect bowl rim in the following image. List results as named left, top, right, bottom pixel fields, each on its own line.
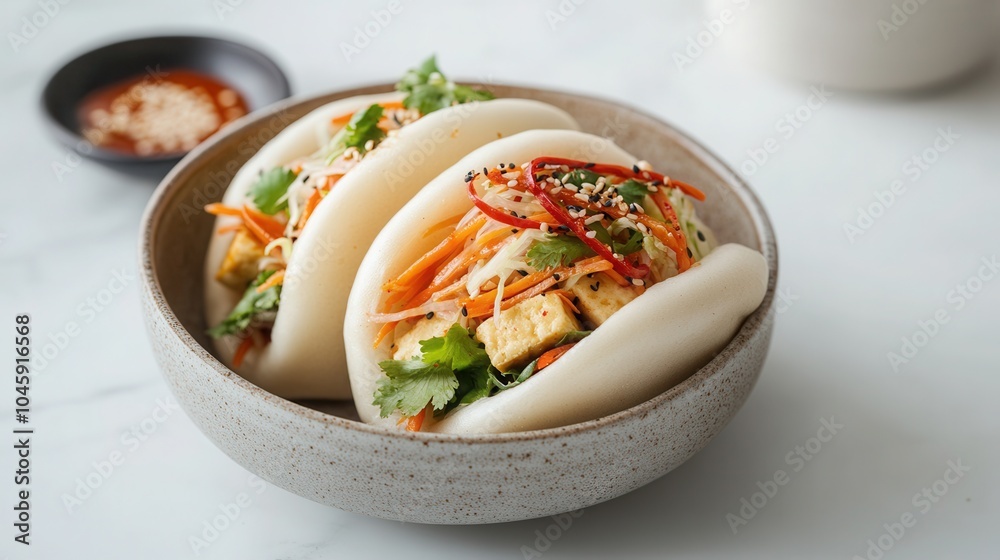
left=140, top=81, right=778, bottom=444
left=40, top=33, right=292, bottom=164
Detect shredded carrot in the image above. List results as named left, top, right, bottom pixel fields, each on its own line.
left=297, top=188, right=324, bottom=229
left=216, top=223, right=243, bottom=234
left=331, top=100, right=406, bottom=127
left=232, top=337, right=254, bottom=368
left=205, top=203, right=243, bottom=217
left=386, top=215, right=487, bottom=291
left=422, top=212, right=464, bottom=238
left=405, top=408, right=426, bottom=432
left=255, top=269, right=285, bottom=293
left=536, top=343, right=576, bottom=371
left=551, top=290, right=580, bottom=315
left=373, top=321, right=398, bottom=349
left=241, top=205, right=285, bottom=245
left=603, top=269, right=631, bottom=287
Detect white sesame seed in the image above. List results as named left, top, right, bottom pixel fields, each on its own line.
left=507, top=179, right=518, bottom=187
left=647, top=185, right=658, bottom=193
left=584, top=214, right=604, bottom=225
left=550, top=186, right=563, bottom=195
left=560, top=165, right=569, bottom=172
left=585, top=231, right=597, bottom=239
left=540, top=223, right=550, bottom=232
left=565, top=184, right=579, bottom=192
left=636, top=160, right=652, bottom=171
left=521, top=162, right=529, bottom=170
left=364, top=139, right=375, bottom=151
left=574, top=193, right=590, bottom=202
left=632, top=278, right=644, bottom=286
left=637, top=223, right=649, bottom=233
left=553, top=179, right=561, bottom=186
left=626, top=213, right=638, bottom=220
left=618, top=203, right=628, bottom=212
left=581, top=182, right=595, bottom=190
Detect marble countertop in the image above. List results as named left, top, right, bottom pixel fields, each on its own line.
left=1, top=0, right=998, bottom=558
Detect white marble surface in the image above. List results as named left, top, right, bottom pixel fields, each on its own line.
left=1, top=0, right=998, bottom=558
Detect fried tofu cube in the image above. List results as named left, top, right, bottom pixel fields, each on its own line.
left=476, top=293, right=581, bottom=371
left=569, top=272, right=639, bottom=326
left=392, top=315, right=454, bottom=360
left=215, top=228, right=264, bottom=290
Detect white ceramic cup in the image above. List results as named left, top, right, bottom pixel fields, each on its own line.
left=704, top=0, right=998, bottom=91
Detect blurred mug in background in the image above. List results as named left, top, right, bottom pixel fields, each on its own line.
left=704, top=0, right=999, bottom=91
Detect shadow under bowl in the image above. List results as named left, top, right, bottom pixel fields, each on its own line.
left=139, top=83, right=778, bottom=524
left=41, top=34, right=291, bottom=166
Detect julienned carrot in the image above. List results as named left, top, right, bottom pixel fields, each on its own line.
left=386, top=215, right=487, bottom=292
left=255, top=269, right=285, bottom=293
left=205, top=203, right=243, bottom=217
left=217, top=223, right=243, bottom=235
left=422, top=212, right=464, bottom=238
left=297, top=188, right=324, bottom=229
left=232, top=337, right=253, bottom=368
left=405, top=408, right=426, bottom=432
left=462, top=256, right=612, bottom=318
left=428, top=232, right=515, bottom=293
left=603, top=269, right=630, bottom=287
left=551, top=290, right=580, bottom=315
left=374, top=321, right=398, bottom=349
left=331, top=101, right=406, bottom=126
left=241, top=205, right=286, bottom=245
left=536, top=343, right=576, bottom=371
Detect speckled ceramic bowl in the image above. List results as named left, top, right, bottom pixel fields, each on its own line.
left=139, top=83, right=778, bottom=524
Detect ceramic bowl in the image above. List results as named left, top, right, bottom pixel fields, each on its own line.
left=139, top=83, right=778, bottom=524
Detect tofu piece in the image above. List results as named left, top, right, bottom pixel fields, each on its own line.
left=476, top=293, right=581, bottom=371
left=569, top=272, right=639, bottom=326
left=392, top=315, right=454, bottom=360
left=215, top=228, right=264, bottom=290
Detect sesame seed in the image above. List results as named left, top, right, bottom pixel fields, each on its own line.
left=584, top=214, right=604, bottom=225
left=637, top=223, right=649, bottom=233
left=632, top=278, right=644, bottom=286
left=584, top=162, right=595, bottom=168
left=560, top=165, right=569, bottom=172
left=540, top=223, right=550, bottom=232
left=687, top=247, right=693, bottom=258
left=697, top=230, right=706, bottom=242
left=632, top=164, right=640, bottom=173
left=518, top=269, right=528, bottom=276
left=585, top=231, right=597, bottom=239
left=461, top=306, right=468, bottom=317
left=512, top=228, right=519, bottom=233
left=590, top=282, right=600, bottom=291
left=507, top=179, right=518, bottom=187
left=618, top=203, right=628, bottom=212
left=550, top=186, right=563, bottom=195
left=483, top=167, right=488, bottom=175
left=574, top=193, right=590, bottom=202
left=627, top=213, right=638, bottom=220
left=425, top=312, right=435, bottom=319
left=509, top=162, right=515, bottom=169
left=364, top=139, right=375, bottom=151
left=581, top=182, right=596, bottom=190
left=520, top=162, right=529, bottom=170
left=636, top=160, right=652, bottom=171
left=553, top=273, right=561, bottom=281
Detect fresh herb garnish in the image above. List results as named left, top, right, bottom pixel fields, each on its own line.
left=587, top=222, right=645, bottom=256
left=207, top=270, right=282, bottom=337
left=527, top=235, right=595, bottom=270
left=554, top=330, right=592, bottom=346
left=616, top=179, right=649, bottom=206
left=326, top=103, right=386, bottom=163
left=249, top=167, right=298, bottom=215
left=374, top=324, right=492, bottom=417
left=395, top=55, right=494, bottom=115
left=560, top=168, right=601, bottom=188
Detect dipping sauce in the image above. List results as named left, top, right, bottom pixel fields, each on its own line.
left=77, top=69, right=249, bottom=157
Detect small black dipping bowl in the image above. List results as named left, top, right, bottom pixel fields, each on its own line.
left=41, top=35, right=291, bottom=166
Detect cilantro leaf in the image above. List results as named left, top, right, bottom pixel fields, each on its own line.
left=250, top=168, right=297, bottom=215
left=207, top=270, right=282, bottom=337
left=341, top=104, right=385, bottom=154
left=374, top=359, right=459, bottom=417
left=373, top=324, right=494, bottom=418
left=555, top=331, right=592, bottom=346
left=395, top=55, right=494, bottom=115
left=615, top=229, right=645, bottom=255
left=616, top=179, right=649, bottom=206
left=559, top=168, right=601, bottom=188
left=527, top=235, right=595, bottom=270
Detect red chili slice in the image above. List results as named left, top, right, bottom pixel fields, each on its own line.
left=466, top=175, right=544, bottom=230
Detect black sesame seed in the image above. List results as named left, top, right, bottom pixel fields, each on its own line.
left=302, top=175, right=311, bottom=182
left=697, top=230, right=706, bottom=242
left=584, top=162, right=595, bottom=168
left=483, top=167, right=488, bottom=175
left=632, top=164, right=640, bottom=173
left=625, top=276, right=632, bottom=283
left=511, top=228, right=519, bottom=233
left=687, top=248, right=693, bottom=258
left=590, top=282, right=599, bottom=292
left=603, top=200, right=613, bottom=207
left=652, top=179, right=663, bottom=186
left=509, top=162, right=515, bottom=169
left=461, top=306, right=468, bottom=317
left=589, top=194, right=600, bottom=203
left=558, top=225, right=570, bottom=232
left=425, top=312, right=435, bottom=319
left=517, top=270, right=528, bottom=277
left=510, top=210, right=518, bottom=217
left=586, top=273, right=594, bottom=278
left=553, top=273, right=561, bottom=281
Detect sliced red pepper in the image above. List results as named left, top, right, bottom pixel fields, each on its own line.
left=466, top=175, right=544, bottom=230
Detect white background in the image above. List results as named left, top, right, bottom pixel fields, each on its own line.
left=1, top=1, right=998, bottom=558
